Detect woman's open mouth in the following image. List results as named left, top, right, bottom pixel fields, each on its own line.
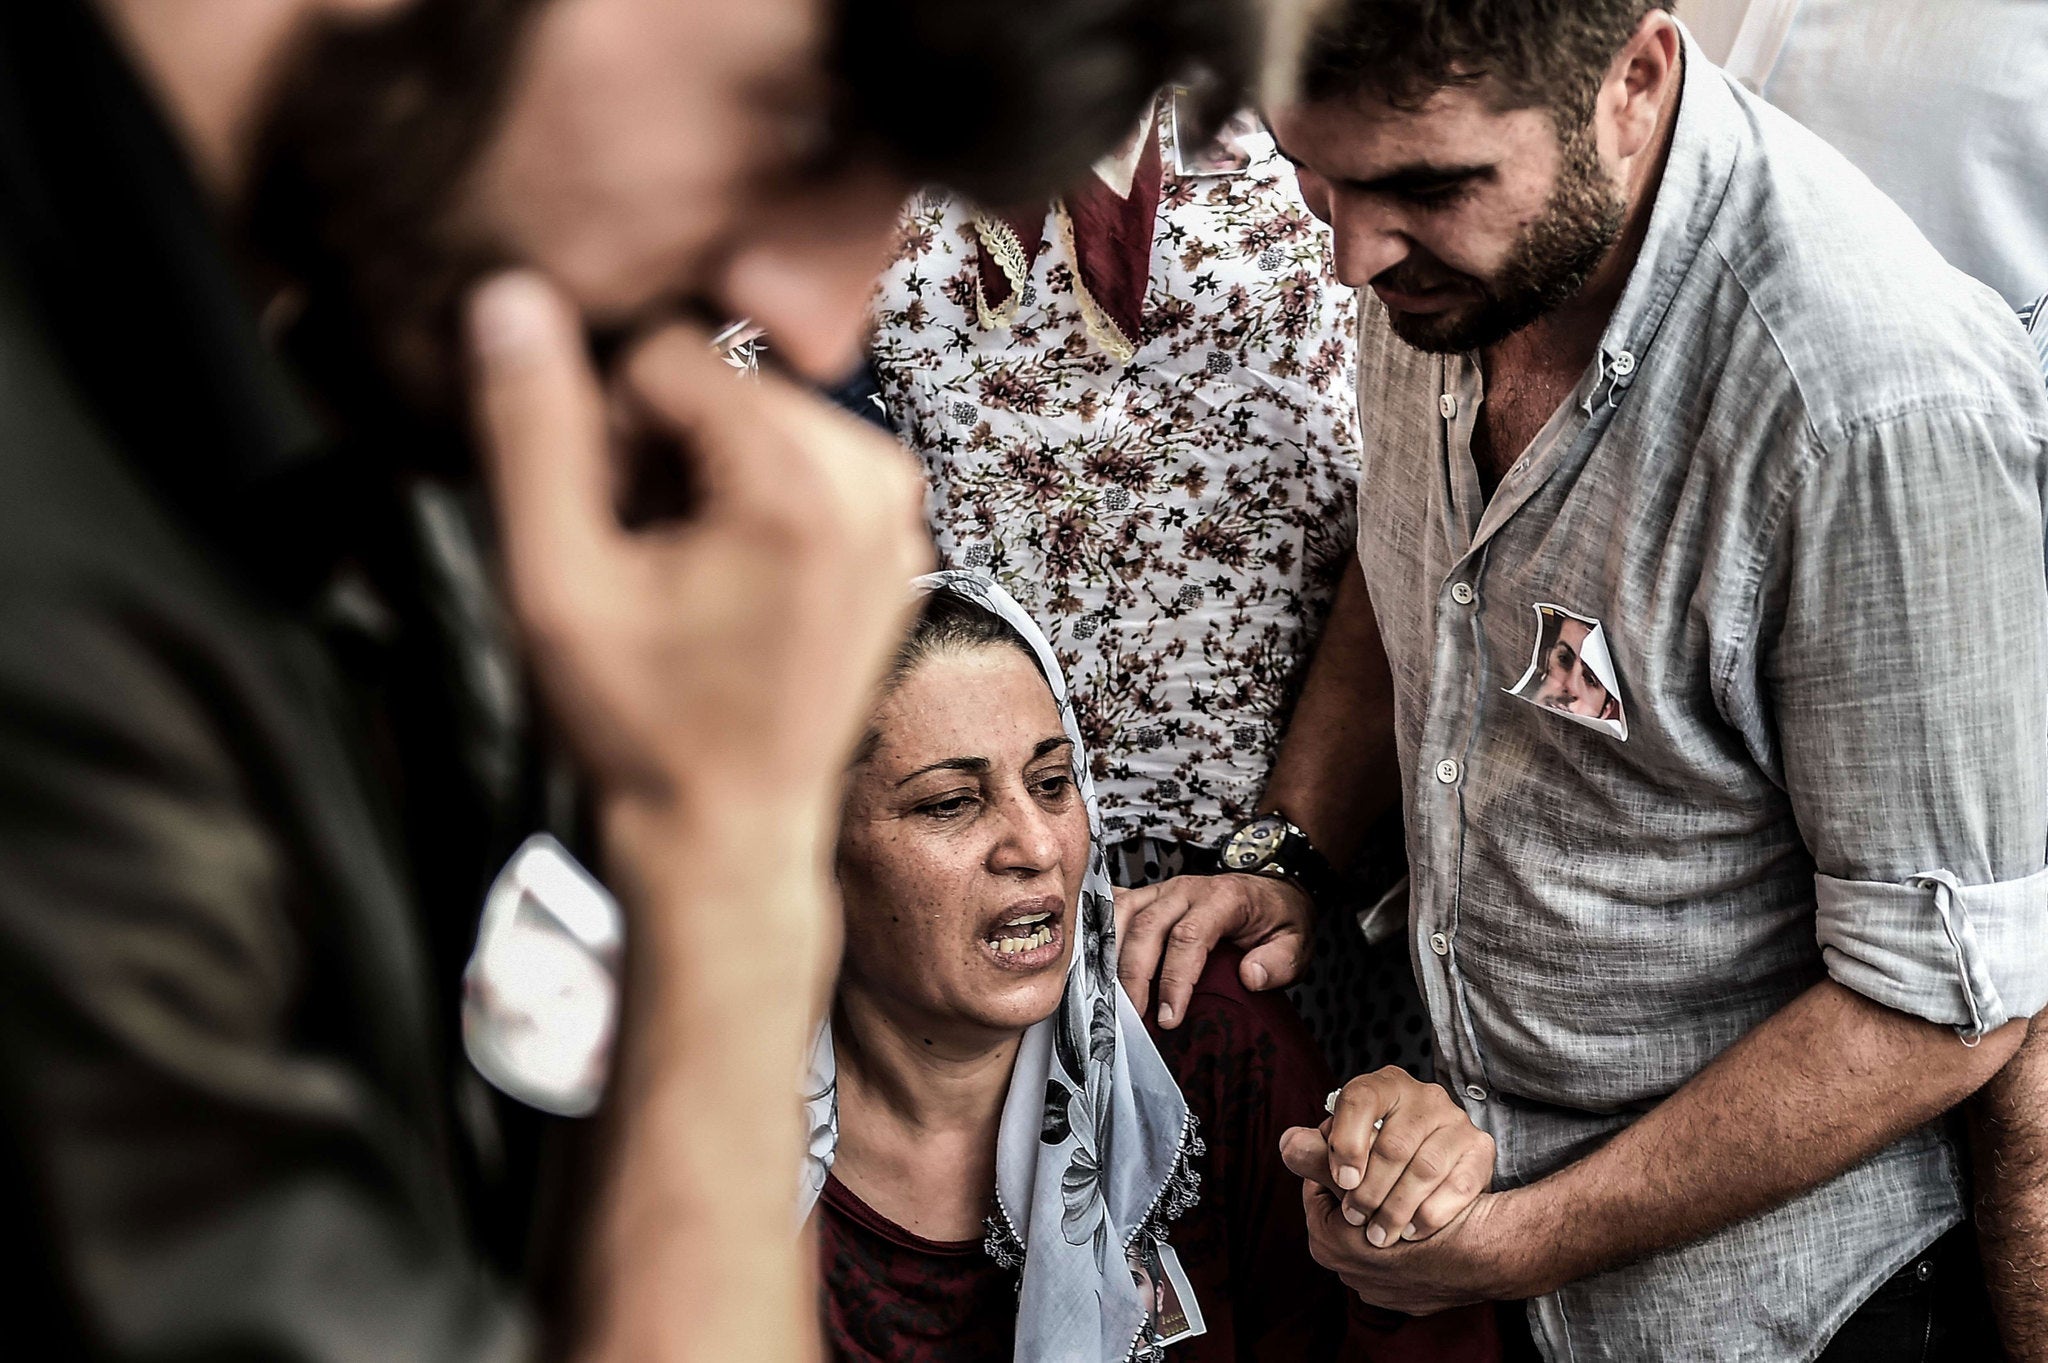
left=980, top=905, right=1066, bottom=972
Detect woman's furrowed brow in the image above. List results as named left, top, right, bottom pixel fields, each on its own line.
left=893, top=737, right=1069, bottom=785
left=894, top=756, right=990, bottom=787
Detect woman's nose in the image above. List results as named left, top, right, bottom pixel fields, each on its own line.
left=988, top=793, right=1061, bottom=875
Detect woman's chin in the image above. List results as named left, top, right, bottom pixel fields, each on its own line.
left=957, top=935, right=1072, bottom=1034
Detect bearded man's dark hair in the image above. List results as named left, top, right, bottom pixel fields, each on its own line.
left=1298, top=0, right=1677, bottom=127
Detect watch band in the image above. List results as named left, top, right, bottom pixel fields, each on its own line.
left=1224, top=814, right=1340, bottom=907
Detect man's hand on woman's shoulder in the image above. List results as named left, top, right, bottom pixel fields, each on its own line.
left=1114, top=872, right=1314, bottom=1027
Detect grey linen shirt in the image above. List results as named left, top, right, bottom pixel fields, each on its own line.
left=1353, top=34, right=2048, bottom=1363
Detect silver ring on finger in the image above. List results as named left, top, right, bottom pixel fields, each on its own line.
left=1322, top=1088, right=1385, bottom=1129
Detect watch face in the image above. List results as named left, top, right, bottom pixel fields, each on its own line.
left=1222, top=815, right=1287, bottom=871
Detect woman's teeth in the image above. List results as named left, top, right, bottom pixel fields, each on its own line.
left=993, top=925, right=1055, bottom=955
left=990, top=913, right=1055, bottom=956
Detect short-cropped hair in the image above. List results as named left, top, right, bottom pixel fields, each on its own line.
left=1298, top=0, right=1675, bottom=127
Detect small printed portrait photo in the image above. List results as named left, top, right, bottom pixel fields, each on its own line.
left=1127, top=1236, right=1205, bottom=1353
left=1167, top=89, right=1263, bottom=177
left=1504, top=603, right=1629, bottom=741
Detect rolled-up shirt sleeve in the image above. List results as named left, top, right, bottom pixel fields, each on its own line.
left=1765, top=402, right=2048, bottom=1040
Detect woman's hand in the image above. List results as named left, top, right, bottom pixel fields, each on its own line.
left=1287, top=1067, right=1497, bottom=1248
left=1114, top=873, right=1314, bottom=1026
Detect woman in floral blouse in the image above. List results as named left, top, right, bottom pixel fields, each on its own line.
left=867, top=95, right=1429, bottom=1079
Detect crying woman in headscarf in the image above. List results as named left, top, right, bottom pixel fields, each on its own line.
left=800, top=572, right=1502, bottom=1363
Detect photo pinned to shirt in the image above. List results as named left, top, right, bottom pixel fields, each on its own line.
left=1128, top=1234, right=1206, bottom=1357
left=1504, top=602, right=1629, bottom=741
left=1166, top=87, right=1263, bottom=177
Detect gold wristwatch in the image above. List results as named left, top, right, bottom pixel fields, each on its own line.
left=1219, top=814, right=1338, bottom=906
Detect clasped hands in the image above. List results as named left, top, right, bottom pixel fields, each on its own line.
left=1280, top=1068, right=1531, bottom=1316
left=1115, top=872, right=1530, bottom=1316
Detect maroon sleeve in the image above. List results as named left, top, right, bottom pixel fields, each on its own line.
left=1147, top=948, right=1346, bottom=1361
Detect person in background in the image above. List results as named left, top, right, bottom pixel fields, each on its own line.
left=0, top=0, right=1259, bottom=1357
left=1674, top=0, right=2048, bottom=309
left=868, top=93, right=1430, bottom=1084
left=2024, top=291, right=2048, bottom=378
left=1125, top=1, right=2048, bottom=1357
left=808, top=572, right=1501, bottom=1362
left=1976, top=1011, right=2048, bottom=1361
left=1971, top=286, right=2048, bottom=1363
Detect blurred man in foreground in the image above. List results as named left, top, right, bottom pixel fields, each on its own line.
left=0, top=0, right=1250, bottom=1357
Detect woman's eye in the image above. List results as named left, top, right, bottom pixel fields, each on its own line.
left=917, top=795, right=977, bottom=819
left=1033, top=774, right=1074, bottom=800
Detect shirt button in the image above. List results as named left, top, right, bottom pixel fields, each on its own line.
left=1611, top=350, right=1637, bottom=377
left=1429, top=931, right=1449, bottom=956
left=1439, top=393, right=1458, bottom=419
left=1465, top=1084, right=1489, bottom=1102
left=1450, top=581, right=1475, bottom=606
left=1435, top=758, right=1460, bottom=785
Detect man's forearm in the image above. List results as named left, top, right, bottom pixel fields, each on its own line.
left=1494, top=980, right=2027, bottom=1295
left=1262, top=553, right=1400, bottom=866
left=1972, top=1013, right=2048, bottom=1361
left=573, top=807, right=832, bottom=1363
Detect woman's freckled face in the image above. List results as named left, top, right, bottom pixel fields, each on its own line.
left=835, top=645, right=1091, bottom=1041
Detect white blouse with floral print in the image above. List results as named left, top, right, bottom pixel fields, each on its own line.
left=870, top=125, right=1361, bottom=847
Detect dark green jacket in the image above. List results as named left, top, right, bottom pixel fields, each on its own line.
left=0, top=4, right=542, bottom=1357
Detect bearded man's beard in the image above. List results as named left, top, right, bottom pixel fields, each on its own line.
left=1384, top=124, right=1627, bottom=355
left=242, top=0, right=546, bottom=465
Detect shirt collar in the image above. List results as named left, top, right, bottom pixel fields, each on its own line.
left=1581, top=22, right=1747, bottom=414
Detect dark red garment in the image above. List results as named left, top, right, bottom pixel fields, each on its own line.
left=817, top=1175, right=1016, bottom=1363
left=973, top=122, right=1163, bottom=353
left=817, top=949, right=1501, bottom=1362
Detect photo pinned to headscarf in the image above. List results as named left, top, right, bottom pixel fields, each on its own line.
left=1128, top=1232, right=1206, bottom=1359
left=1505, top=603, right=1629, bottom=741
left=1166, top=87, right=1264, bottom=177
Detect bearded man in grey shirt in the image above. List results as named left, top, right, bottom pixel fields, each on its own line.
left=1115, top=3, right=2048, bottom=1359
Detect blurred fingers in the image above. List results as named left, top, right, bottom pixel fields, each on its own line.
left=621, top=325, right=925, bottom=551
left=466, top=272, right=616, bottom=624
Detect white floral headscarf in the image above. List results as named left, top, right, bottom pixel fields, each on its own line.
left=800, top=570, right=1203, bottom=1363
